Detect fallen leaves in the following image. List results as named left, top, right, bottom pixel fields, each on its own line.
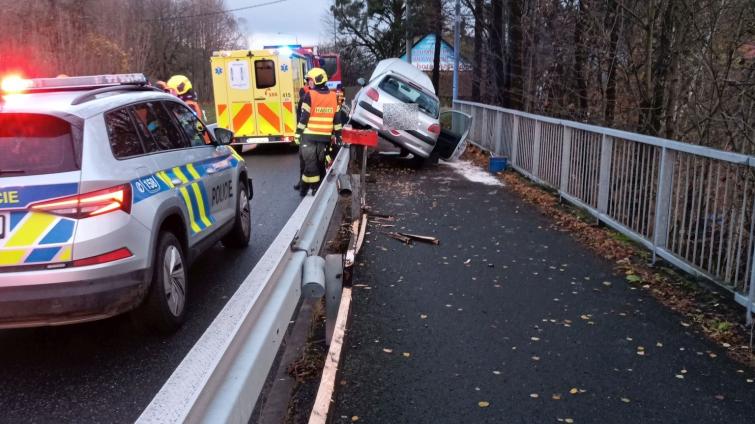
left=529, top=393, right=539, bottom=399
left=382, top=348, right=393, bottom=353
left=402, top=352, right=411, bottom=357
left=620, top=397, right=631, bottom=403
left=478, top=401, right=490, bottom=408
left=351, top=416, right=360, bottom=422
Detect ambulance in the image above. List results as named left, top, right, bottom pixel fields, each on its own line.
left=210, top=48, right=309, bottom=146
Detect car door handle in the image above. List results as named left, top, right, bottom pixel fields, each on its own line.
left=206, top=169, right=217, bottom=175
left=171, top=178, right=184, bottom=186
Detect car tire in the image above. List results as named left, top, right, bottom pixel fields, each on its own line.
left=137, top=231, right=187, bottom=333
left=222, top=180, right=251, bottom=248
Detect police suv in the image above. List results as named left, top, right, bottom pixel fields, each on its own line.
left=0, top=74, right=252, bottom=332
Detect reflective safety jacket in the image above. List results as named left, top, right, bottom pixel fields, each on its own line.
left=296, top=85, right=342, bottom=143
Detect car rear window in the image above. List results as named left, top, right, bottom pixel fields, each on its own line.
left=378, top=76, right=439, bottom=118
left=0, top=113, right=79, bottom=176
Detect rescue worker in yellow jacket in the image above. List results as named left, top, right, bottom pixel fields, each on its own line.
left=166, top=75, right=202, bottom=118
left=295, top=68, right=342, bottom=196
left=293, top=75, right=315, bottom=191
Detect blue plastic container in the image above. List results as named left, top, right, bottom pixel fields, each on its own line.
left=488, top=156, right=508, bottom=173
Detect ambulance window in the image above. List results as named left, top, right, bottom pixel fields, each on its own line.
left=0, top=113, right=79, bottom=176
left=255, top=59, right=276, bottom=89
left=131, top=102, right=188, bottom=151
left=164, top=101, right=207, bottom=147
left=105, top=108, right=145, bottom=158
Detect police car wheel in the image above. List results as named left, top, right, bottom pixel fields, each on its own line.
left=222, top=181, right=251, bottom=248
left=138, top=231, right=187, bottom=333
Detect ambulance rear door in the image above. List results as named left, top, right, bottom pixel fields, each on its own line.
left=217, top=54, right=258, bottom=138
left=251, top=56, right=284, bottom=137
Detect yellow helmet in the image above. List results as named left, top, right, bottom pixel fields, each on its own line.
left=166, top=75, right=192, bottom=95
left=305, top=68, right=328, bottom=85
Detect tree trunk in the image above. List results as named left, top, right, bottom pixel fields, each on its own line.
left=505, top=0, right=524, bottom=109
left=603, top=0, right=621, bottom=125
left=472, top=0, right=483, bottom=101
left=573, top=0, right=589, bottom=119
left=490, top=0, right=504, bottom=105
left=431, top=0, right=443, bottom=92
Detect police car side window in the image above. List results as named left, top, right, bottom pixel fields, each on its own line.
left=164, top=102, right=205, bottom=147
left=105, top=108, right=144, bottom=159
left=131, top=102, right=188, bottom=151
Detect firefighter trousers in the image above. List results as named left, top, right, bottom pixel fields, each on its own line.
left=300, top=138, right=329, bottom=192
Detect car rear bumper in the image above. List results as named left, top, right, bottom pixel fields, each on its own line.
left=352, top=101, right=436, bottom=158
left=0, top=269, right=148, bottom=329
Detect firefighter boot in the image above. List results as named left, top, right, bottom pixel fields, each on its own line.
left=299, top=183, right=309, bottom=197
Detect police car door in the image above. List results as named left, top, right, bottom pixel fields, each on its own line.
left=130, top=101, right=219, bottom=244
left=164, top=101, right=236, bottom=228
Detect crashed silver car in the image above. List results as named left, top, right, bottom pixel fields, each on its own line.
left=350, top=58, right=471, bottom=165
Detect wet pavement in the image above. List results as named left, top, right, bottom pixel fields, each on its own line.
left=332, top=154, right=755, bottom=423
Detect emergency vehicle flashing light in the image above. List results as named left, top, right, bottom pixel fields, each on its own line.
left=1, top=73, right=147, bottom=94
left=1, top=75, right=33, bottom=93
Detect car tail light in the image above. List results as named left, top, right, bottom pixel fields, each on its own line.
left=30, top=184, right=132, bottom=219
left=72, top=247, right=132, bottom=267
left=428, top=123, right=441, bottom=135
left=366, top=88, right=379, bottom=102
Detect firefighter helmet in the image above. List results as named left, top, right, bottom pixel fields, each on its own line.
left=167, top=75, right=193, bottom=95
left=305, top=68, right=328, bottom=85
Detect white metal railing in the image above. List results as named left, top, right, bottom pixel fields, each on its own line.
left=455, top=100, right=755, bottom=323
left=136, top=148, right=350, bottom=423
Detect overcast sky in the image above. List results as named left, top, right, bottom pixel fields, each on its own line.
left=225, top=0, right=336, bottom=49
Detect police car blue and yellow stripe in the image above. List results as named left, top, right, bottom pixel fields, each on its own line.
left=130, top=152, right=241, bottom=235
left=0, top=183, right=78, bottom=266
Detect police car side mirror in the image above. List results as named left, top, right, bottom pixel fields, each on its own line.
left=213, top=128, right=234, bottom=145
left=357, top=77, right=366, bottom=87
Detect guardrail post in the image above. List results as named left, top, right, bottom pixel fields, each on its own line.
left=494, top=110, right=504, bottom=156
left=652, top=147, right=676, bottom=263
left=511, top=116, right=520, bottom=167
left=325, top=254, right=344, bottom=345
left=559, top=126, right=572, bottom=194
left=597, top=135, right=614, bottom=213
left=532, top=121, right=542, bottom=178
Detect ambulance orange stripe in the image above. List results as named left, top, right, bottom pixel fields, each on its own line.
left=217, top=104, right=227, bottom=116
left=283, top=102, right=294, bottom=133
left=257, top=103, right=281, bottom=132
left=233, top=103, right=253, bottom=132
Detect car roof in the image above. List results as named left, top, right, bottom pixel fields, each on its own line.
left=370, top=58, right=436, bottom=94
left=0, top=89, right=180, bottom=119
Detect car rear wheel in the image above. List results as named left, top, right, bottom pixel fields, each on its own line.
left=222, top=180, right=251, bottom=248
left=136, top=231, right=187, bottom=333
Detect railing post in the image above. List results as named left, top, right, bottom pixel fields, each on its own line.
left=652, top=147, right=676, bottom=263
left=481, top=108, right=489, bottom=151
left=494, top=110, right=504, bottom=156
left=559, top=126, right=572, bottom=194
left=532, top=121, right=542, bottom=178
left=511, top=115, right=520, bottom=167
left=597, top=135, right=614, bottom=213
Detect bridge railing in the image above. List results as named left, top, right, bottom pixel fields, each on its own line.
left=454, top=100, right=755, bottom=322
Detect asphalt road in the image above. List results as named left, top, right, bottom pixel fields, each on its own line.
left=0, top=146, right=300, bottom=423
left=333, top=154, right=755, bottom=423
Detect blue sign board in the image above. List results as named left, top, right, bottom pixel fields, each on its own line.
left=400, top=34, right=472, bottom=71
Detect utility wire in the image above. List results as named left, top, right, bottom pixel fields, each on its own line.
left=142, top=0, right=287, bottom=22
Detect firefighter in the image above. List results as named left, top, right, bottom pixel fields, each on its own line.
left=166, top=75, right=202, bottom=117
left=295, top=68, right=342, bottom=196
left=293, top=76, right=315, bottom=191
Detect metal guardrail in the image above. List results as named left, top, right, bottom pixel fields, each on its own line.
left=136, top=147, right=350, bottom=423
left=454, top=100, right=755, bottom=323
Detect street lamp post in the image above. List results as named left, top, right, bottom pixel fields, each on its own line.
left=452, top=0, right=460, bottom=101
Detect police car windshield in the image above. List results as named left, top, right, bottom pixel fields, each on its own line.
left=0, top=113, right=79, bottom=177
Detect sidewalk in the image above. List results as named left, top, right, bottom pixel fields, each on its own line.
left=332, top=154, right=755, bottom=423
